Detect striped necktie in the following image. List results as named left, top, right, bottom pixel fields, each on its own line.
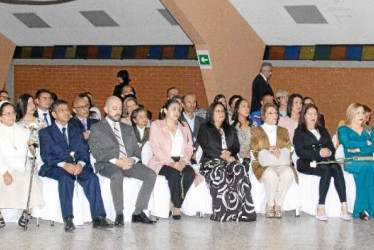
left=113, top=122, right=127, bottom=158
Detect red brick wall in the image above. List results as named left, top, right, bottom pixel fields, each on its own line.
left=271, top=67, right=374, bottom=133
left=14, top=65, right=208, bottom=119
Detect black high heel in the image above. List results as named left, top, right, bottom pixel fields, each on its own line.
left=359, top=210, right=370, bottom=221
left=18, top=210, right=29, bottom=228
left=0, top=213, right=5, bottom=228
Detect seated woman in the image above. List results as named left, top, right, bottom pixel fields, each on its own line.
left=16, top=93, right=44, bottom=137
left=251, top=103, right=296, bottom=218
left=278, top=93, right=303, bottom=142
left=131, top=107, right=150, bottom=151
left=148, top=98, right=195, bottom=220
left=232, top=97, right=252, bottom=168
left=197, top=102, right=256, bottom=222
left=338, top=103, right=374, bottom=221
left=0, top=101, right=43, bottom=228
left=294, top=104, right=350, bottom=221
left=120, top=96, right=138, bottom=125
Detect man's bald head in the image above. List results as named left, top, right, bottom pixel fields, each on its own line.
left=104, top=96, right=122, bottom=122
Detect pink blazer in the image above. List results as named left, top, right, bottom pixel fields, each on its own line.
left=148, top=119, right=193, bottom=174
left=278, top=116, right=298, bottom=142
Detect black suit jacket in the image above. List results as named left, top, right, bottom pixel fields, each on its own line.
left=250, top=74, right=273, bottom=113
left=34, top=110, right=55, bottom=125
left=293, top=126, right=335, bottom=171
left=180, top=113, right=205, bottom=151
left=69, top=116, right=99, bottom=133
left=197, top=123, right=240, bottom=164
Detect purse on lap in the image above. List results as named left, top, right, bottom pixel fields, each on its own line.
left=258, top=148, right=291, bottom=167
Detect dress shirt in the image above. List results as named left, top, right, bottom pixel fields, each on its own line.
left=37, top=108, right=51, bottom=126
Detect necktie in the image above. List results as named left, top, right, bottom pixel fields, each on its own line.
left=62, top=127, right=69, bottom=146
left=81, top=119, right=87, bottom=130
left=43, top=113, right=49, bottom=126
left=113, top=123, right=127, bottom=158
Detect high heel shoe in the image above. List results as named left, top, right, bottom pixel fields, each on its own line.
left=315, top=206, right=328, bottom=221
left=172, top=208, right=181, bottom=220
left=18, top=210, right=29, bottom=229
left=0, top=213, right=5, bottom=228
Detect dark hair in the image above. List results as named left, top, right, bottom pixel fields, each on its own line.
left=159, top=98, right=181, bottom=121
left=303, top=96, right=315, bottom=104
left=205, top=101, right=229, bottom=128
left=35, top=89, right=52, bottom=99
left=131, top=106, right=148, bottom=125
left=166, top=87, right=178, bottom=97
left=0, top=90, right=9, bottom=95
left=261, top=93, right=274, bottom=101
left=121, top=85, right=137, bottom=99
left=232, top=98, right=251, bottom=127
left=16, top=93, right=33, bottom=121
left=228, top=95, right=242, bottom=108
left=287, top=93, right=303, bottom=117
left=213, top=94, right=226, bottom=103
left=51, top=99, right=68, bottom=112
left=0, top=102, right=14, bottom=116
left=298, top=103, right=319, bottom=131
left=79, top=92, right=93, bottom=108
left=363, top=105, right=371, bottom=113
left=117, top=70, right=130, bottom=84
left=50, top=92, right=58, bottom=102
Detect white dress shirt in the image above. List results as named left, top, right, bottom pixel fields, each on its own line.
left=137, top=126, right=145, bottom=140
left=262, top=123, right=277, bottom=146
left=309, top=129, right=321, bottom=141
left=37, top=108, right=52, bottom=126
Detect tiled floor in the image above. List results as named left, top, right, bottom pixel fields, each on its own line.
left=0, top=212, right=372, bottom=250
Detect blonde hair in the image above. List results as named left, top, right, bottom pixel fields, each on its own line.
left=122, top=96, right=137, bottom=118
left=345, top=103, right=364, bottom=125
left=261, top=102, right=279, bottom=121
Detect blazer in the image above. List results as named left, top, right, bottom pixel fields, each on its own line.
left=133, top=125, right=150, bottom=151
left=148, top=119, right=193, bottom=174
left=69, top=115, right=99, bottom=133
left=293, top=125, right=335, bottom=168
left=88, top=118, right=141, bottom=172
left=250, top=74, right=274, bottom=113
left=180, top=113, right=205, bottom=151
left=251, top=126, right=297, bottom=182
left=39, top=122, right=92, bottom=177
left=197, top=123, right=240, bottom=165
left=34, top=110, right=55, bottom=125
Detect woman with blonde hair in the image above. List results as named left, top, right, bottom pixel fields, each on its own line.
left=251, top=103, right=296, bottom=218
left=338, top=103, right=374, bottom=220
left=120, top=96, right=138, bottom=125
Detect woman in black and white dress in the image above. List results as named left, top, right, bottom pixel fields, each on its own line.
left=197, top=101, right=256, bottom=222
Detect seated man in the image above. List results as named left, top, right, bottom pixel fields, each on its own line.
left=39, top=100, right=113, bottom=231
left=250, top=93, right=274, bottom=126
left=70, top=96, right=99, bottom=141
left=89, top=96, right=157, bottom=226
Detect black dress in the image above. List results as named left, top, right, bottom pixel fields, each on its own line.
left=197, top=123, right=256, bottom=222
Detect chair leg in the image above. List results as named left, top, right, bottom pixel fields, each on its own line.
left=198, top=212, right=205, bottom=218
left=50, top=221, right=55, bottom=226
left=36, top=217, right=40, bottom=227
left=295, top=207, right=300, bottom=217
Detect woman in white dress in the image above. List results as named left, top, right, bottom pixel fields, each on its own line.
left=0, top=101, right=43, bottom=228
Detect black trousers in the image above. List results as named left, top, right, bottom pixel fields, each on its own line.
left=159, top=157, right=195, bottom=208
left=297, top=160, right=347, bottom=204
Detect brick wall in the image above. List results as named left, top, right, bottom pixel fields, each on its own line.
left=14, top=65, right=208, bottom=119
left=271, top=67, right=374, bottom=133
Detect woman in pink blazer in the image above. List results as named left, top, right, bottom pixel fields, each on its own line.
left=148, top=98, right=195, bottom=220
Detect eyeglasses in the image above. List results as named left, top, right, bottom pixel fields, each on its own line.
left=1, top=112, right=15, bottom=117
left=0, top=96, right=10, bottom=101
left=74, top=104, right=90, bottom=109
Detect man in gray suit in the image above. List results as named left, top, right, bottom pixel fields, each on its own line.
left=88, top=96, right=157, bottom=226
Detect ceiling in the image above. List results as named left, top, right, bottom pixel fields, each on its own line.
left=0, top=0, right=373, bottom=46
left=0, top=0, right=192, bottom=46
left=230, top=0, right=374, bottom=45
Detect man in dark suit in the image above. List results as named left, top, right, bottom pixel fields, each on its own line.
left=181, top=93, right=204, bottom=162
left=34, top=89, right=54, bottom=127
left=88, top=96, right=157, bottom=226
left=113, top=70, right=130, bottom=99
left=250, top=62, right=274, bottom=113
left=70, top=96, right=99, bottom=140
left=39, top=100, right=113, bottom=231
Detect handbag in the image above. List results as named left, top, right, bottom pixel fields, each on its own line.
left=258, top=148, right=291, bottom=167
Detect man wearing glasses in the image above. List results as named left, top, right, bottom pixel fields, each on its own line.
left=0, top=90, right=10, bottom=102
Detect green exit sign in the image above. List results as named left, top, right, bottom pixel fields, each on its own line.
left=197, top=50, right=212, bottom=69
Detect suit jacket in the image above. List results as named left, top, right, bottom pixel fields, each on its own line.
left=250, top=74, right=273, bottom=113
left=133, top=125, right=150, bottom=151
left=180, top=113, right=205, bottom=151
left=148, top=119, right=193, bottom=174
left=69, top=116, right=99, bottom=133
left=34, top=110, right=55, bottom=125
left=88, top=118, right=141, bottom=172
left=293, top=126, right=335, bottom=167
left=197, top=123, right=240, bottom=165
left=250, top=126, right=297, bottom=182
left=39, top=122, right=92, bottom=177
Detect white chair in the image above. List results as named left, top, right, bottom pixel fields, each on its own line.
left=294, top=150, right=355, bottom=217
left=181, top=147, right=213, bottom=216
